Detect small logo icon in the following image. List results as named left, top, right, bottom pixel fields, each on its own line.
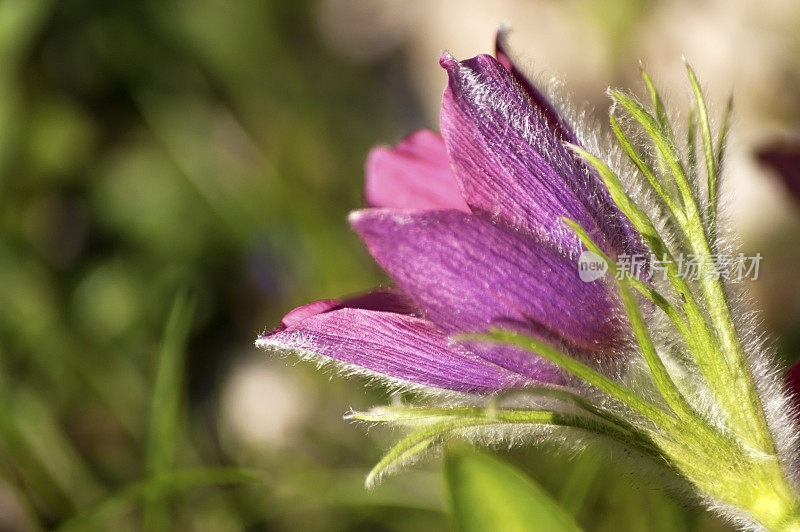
left=578, top=250, right=608, bottom=282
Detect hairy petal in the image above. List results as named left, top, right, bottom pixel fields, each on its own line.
left=440, top=53, right=641, bottom=259
left=365, top=129, right=469, bottom=211
left=494, top=29, right=577, bottom=145
left=258, top=308, right=539, bottom=393
left=350, top=208, right=626, bottom=356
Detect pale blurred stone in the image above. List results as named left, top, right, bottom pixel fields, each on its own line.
left=219, top=354, right=308, bottom=453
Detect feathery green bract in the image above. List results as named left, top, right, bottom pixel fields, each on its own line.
left=457, top=330, right=673, bottom=428
left=687, top=108, right=698, bottom=180
left=631, top=71, right=775, bottom=455
left=588, top=67, right=800, bottom=527
left=609, top=112, right=683, bottom=222
left=354, top=404, right=662, bottom=490
left=716, top=97, right=733, bottom=172
left=566, top=139, right=720, bottom=372
left=685, top=63, right=718, bottom=239
left=561, top=217, right=694, bottom=421
left=640, top=68, right=674, bottom=145
left=598, top=83, right=772, bottom=450
left=608, top=90, right=697, bottom=218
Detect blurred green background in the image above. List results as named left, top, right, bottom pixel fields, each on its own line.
left=1, top=0, right=799, bottom=530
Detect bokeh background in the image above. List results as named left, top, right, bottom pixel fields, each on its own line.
left=2, top=0, right=800, bottom=530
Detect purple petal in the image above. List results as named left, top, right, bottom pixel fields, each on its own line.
left=365, top=129, right=470, bottom=212
left=280, top=288, right=416, bottom=329
left=439, top=53, right=641, bottom=259
left=757, top=140, right=800, bottom=203
left=494, top=29, right=578, bottom=145
left=340, top=287, right=418, bottom=315
left=350, top=209, right=627, bottom=360
left=281, top=299, right=340, bottom=328
left=258, top=308, right=541, bottom=393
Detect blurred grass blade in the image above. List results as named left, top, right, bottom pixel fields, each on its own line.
left=0, top=392, right=75, bottom=517
left=445, top=446, right=582, bottom=532
left=0, top=0, right=53, bottom=62
left=144, top=292, right=197, bottom=531
left=11, top=389, right=104, bottom=506
left=58, top=467, right=260, bottom=532
left=0, top=0, right=55, bottom=169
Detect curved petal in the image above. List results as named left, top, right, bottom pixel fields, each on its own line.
left=494, top=29, right=577, bottom=145
left=350, top=209, right=627, bottom=357
left=439, top=53, right=641, bottom=259
left=339, top=287, right=418, bottom=314
left=258, top=308, right=541, bottom=393
left=365, top=129, right=469, bottom=212
left=280, top=288, right=416, bottom=329
left=281, top=299, right=340, bottom=328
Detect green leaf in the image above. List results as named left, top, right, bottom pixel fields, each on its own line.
left=445, top=446, right=582, bottom=532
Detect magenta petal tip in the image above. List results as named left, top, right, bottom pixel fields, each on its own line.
left=439, top=51, right=457, bottom=70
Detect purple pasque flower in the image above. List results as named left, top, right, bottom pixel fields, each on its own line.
left=257, top=34, right=644, bottom=395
